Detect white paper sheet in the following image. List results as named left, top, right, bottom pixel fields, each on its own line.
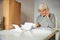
left=21, top=22, right=34, bottom=30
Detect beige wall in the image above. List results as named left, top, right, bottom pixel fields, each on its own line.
left=0, top=0, right=3, bottom=30
left=0, top=0, right=3, bottom=19
left=16, top=0, right=34, bottom=24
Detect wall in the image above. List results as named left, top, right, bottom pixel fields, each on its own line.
left=16, top=0, right=34, bottom=24
left=34, top=0, right=60, bottom=40
left=0, top=0, right=3, bottom=30
left=0, top=0, right=3, bottom=21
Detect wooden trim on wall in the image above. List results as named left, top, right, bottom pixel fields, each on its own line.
left=3, top=0, right=21, bottom=30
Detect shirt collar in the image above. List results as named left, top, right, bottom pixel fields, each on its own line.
left=40, top=15, right=45, bottom=17
left=40, top=14, right=51, bottom=18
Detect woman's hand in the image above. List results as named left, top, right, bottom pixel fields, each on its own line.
left=45, top=11, right=50, bottom=19
left=36, top=22, right=41, bottom=28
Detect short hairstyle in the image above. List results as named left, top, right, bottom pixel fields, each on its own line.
left=38, top=3, right=49, bottom=11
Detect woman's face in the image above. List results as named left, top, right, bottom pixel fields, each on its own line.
left=38, top=9, right=49, bottom=16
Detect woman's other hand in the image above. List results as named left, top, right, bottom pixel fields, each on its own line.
left=36, top=22, right=41, bottom=28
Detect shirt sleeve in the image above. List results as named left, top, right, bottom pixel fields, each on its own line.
left=36, top=16, right=39, bottom=23
left=48, top=14, right=56, bottom=29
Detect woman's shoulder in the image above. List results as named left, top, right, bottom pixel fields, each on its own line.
left=37, top=15, right=42, bottom=18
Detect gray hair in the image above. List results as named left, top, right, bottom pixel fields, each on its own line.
left=38, top=3, right=49, bottom=11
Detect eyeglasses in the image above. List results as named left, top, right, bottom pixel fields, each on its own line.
left=38, top=9, right=47, bottom=12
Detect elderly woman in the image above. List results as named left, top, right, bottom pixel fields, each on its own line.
left=35, top=3, right=56, bottom=29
